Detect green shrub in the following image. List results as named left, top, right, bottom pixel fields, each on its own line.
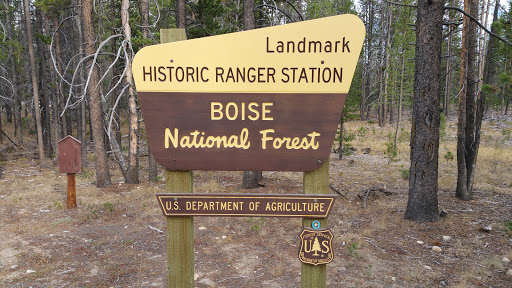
left=346, top=241, right=359, bottom=257
left=384, top=133, right=398, bottom=163
left=399, top=167, right=410, bottom=179
left=502, top=129, right=511, bottom=141
left=398, top=128, right=410, bottom=143
left=103, top=202, right=114, bottom=212
left=444, top=151, right=454, bottom=165
left=505, top=221, right=512, bottom=237
left=357, top=126, right=369, bottom=137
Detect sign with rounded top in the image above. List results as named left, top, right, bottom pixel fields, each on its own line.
left=133, top=14, right=365, bottom=171
left=58, top=135, right=81, bottom=174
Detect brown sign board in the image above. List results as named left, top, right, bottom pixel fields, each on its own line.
left=58, top=135, right=81, bottom=174
left=156, top=193, right=336, bottom=218
left=133, top=15, right=365, bottom=172
left=140, top=92, right=346, bottom=171
left=299, top=228, right=334, bottom=266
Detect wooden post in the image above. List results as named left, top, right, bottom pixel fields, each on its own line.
left=58, top=136, right=81, bottom=209
left=160, top=28, right=193, bottom=288
left=165, top=170, right=194, bottom=288
left=67, top=173, right=77, bottom=208
left=302, top=160, right=329, bottom=288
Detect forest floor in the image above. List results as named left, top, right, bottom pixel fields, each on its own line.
left=0, top=113, right=512, bottom=288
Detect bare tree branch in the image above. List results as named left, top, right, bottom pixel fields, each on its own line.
left=0, top=21, right=6, bottom=41
left=256, top=4, right=294, bottom=23
left=0, top=76, right=14, bottom=100
left=445, top=6, right=512, bottom=47
left=50, top=16, right=76, bottom=86
left=80, top=34, right=123, bottom=105
left=385, top=0, right=512, bottom=47
left=107, top=84, right=130, bottom=137
left=383, top=0, right=417, bottom=8
left=284, top=0, right=303, bottom=21
left=186, top=24, right=213, bottom=36
left=134, top=0, right=161, bottom=30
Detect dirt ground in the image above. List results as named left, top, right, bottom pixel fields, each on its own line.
left=0, top=115, right=511, bottom=287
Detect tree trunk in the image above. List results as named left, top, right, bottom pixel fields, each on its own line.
left=384, top=7, right=392, bottom=125
left=140, top=0, right=157, bottom=182
left=456, top=0, right=478, bottom=200
left=360, top=53, right=366, bottom=120
left=363, top=0, right=373, bottom=121
left=477, top=0, right=491, bottom=93
left=404, top=0, right=443, bottom=223
left=378, top=23, right=385, bottom=127
left=244, top=0, right=255, bottom=30
left=36, top=8, right=52, bottom=158
left=242, top=171, right=260, bottom=189
left=468, top=0, right=501, bottom=193
left=5, top=0, right=22, bottom=145
left=505, top=86, right=510, bottom=115
left=0, top=106, right=2, bottom=143
left=464, top=0, right=478, bottom=193
left=74, top=0, right=88, bottom=166
left=121, top=0, right=139, bottom=184
left=394, top=30, right=406, bottom=148
left=109, top=0, right=122, bottom=151
left=242, top=0, right=259, bottom=189
left=42, top=13, right=59, bottom=159
left=141, top=0, right=149, bottom=38
left=338, top=111, right=344, bottom=160
left=176, top=0, right=186, bottom=29
left=456, top=0, right=470, bottom=200
left=23, top=0, right=45, bottom=161
left=444, top=24, right=454, bottom=118
left=5, top=103, right=11, bottom=124
left=83, top=0, right=111, bottom=187
left=53, top=17, right=68, bottom=138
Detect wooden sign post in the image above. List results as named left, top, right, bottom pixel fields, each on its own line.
left=302, top=161, right=329, bottom=288
left=57, top=136, right=81, bottom=209
left=159, top=29, right=194, bottom=288
left=134, top=15, right=365, bottom=287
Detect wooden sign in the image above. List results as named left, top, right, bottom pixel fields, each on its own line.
left=57, top=135, right=81, bottom=209
left=299, top=228, right=334, bottom=266
left=132, top=15, right=365, bottom=171
left=58, top=135, right=81, bottom=174
left=156, top=193, right=336, bottom=218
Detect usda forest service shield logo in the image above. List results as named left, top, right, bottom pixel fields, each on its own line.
left=298, top=228, right=334, bottom=265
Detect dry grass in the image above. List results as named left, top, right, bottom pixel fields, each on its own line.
left=1, top=113, right=511, bottom=287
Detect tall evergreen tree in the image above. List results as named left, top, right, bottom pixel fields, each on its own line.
left=23, top=0, right=45, bottom=161
left=83, top=0, right=111, bottom=187
left=404, top=0, right=444, bottom=222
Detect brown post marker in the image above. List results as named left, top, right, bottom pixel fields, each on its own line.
left=302, top=160, right=329, bottom=288
left=160, top=28, right=193, bottom=288
left=58, top=136, right=81, bottom=209
left=67, top=173, right=77, bottom=208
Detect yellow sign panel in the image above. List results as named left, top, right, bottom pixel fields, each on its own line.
left=132, top=14, right=365, bottom=93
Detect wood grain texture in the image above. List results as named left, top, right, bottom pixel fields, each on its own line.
left=66, top=173, right=76, bottom=209
left=58, top=136, right=81, bottom=174
left=302, top=160, right=329, bottom=288
left=156, top=193, right=336, bottom=218
left=161, top=29, right=195, bottom=288
left=139, top=92, right=347, bottom=171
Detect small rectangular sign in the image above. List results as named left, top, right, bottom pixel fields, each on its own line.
left=156, top=193, right=336, bottom=218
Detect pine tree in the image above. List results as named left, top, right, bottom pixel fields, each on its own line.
left=312, top=237, right=321, bottom=256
